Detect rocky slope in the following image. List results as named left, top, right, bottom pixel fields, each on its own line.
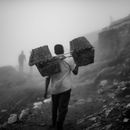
left=98, top=15, right=130, bottom=61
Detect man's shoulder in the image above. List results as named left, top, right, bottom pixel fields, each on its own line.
left=64, top=57, right=73, bottom=62
left=64, top=57, right=75, bottom=66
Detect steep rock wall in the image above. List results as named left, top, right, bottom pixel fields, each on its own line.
left=98, top=23, right=130, bottom=60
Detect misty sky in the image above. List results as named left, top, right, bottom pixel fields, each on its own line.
left=0, top=0, right=130, bottom=66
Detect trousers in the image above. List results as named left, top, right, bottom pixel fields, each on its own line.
left=51, top=89, right=71, bottom=130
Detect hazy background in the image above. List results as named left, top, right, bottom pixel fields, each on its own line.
left=0, top=0, right=130, bottom=66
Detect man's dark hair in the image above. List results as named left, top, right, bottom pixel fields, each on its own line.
left=54, top=44, right=64, bottom=55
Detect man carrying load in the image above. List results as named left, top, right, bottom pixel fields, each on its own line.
left=44, top=44, right=79, bottom=130
left=29, top=36, right=94, bottom=130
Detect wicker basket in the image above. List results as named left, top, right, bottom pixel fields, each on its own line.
left=35, top=57, right=61, bottom=77
left=29, top=45, right=52, bottom=66
left=70, top=36, right=95, bottom=66
left=29, top=46, right=61, bottom=77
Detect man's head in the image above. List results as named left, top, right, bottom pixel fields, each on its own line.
left=54, top=44, right=64, bottom=55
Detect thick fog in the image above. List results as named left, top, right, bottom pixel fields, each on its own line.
left=0, top=0, right=130, bottom=66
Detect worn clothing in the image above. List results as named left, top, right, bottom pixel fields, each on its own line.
left=47, top=55, right=76, bottom=130
left=50, top=56, right=76, bottom=94
left=49, top=55, right=76, bottom=130
left=52, top=89, right=71, bottom=130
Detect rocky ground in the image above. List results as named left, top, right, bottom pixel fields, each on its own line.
left=0, top=92, right=103, bottom=130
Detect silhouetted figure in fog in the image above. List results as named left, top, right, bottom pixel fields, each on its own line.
left=44, top=44, right=79, bottom=130
left=18, top=51, right=26, bottom=72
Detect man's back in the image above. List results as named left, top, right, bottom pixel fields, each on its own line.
left=50, top=56, right=75, bottom=94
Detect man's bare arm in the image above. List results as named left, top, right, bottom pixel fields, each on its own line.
left=44, top=76, right=50, bottom=98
